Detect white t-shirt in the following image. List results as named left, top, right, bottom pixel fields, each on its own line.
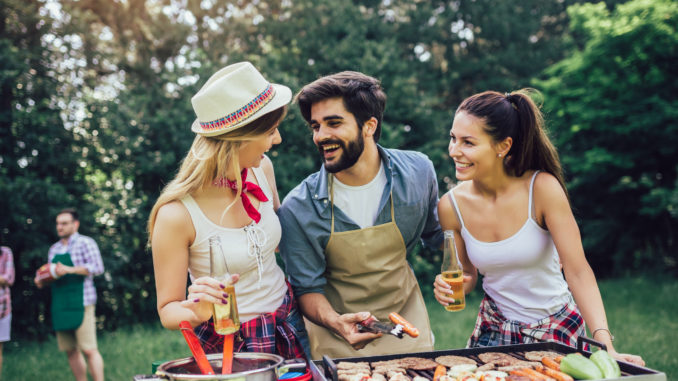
left=332, top=163, right=387, bottom=229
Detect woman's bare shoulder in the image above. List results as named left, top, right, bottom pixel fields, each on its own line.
left=155, top=200, right=193, bottom=230
left=533, top=171, right=567, bottom=199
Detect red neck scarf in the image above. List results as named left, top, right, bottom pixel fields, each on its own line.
left=213, top=168, right=269, bottom=223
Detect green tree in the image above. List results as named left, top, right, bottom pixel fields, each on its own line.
left=4, top=0, right=656, bottom=340
left=536, top=0, right=678, bottom=274
left=0, top=0, right=98, bottom=336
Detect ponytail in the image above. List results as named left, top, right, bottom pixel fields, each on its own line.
left=457, top=89, right=567, bottom=196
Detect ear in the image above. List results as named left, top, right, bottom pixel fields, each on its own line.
left=362, top=117, right=378, bottom=138
left=495, top=136, right=512, bottom=157
left=74, top=220, right=80, bottom=231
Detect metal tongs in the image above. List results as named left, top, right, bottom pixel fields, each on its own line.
left=357, top=312, right=419, bottom=339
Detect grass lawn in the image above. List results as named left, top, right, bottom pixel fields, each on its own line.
left=4, top=276, right=676, bottom=380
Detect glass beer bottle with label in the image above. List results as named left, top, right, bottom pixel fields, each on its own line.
left=441, top=230, right=465, bottom=311
left=208, top=236, right=240, bottom=334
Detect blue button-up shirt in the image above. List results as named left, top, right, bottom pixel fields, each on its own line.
left=278, top=145, right=444, bottom=296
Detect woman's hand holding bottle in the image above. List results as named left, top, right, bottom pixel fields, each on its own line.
left=181, top=274, right=240, bottom=324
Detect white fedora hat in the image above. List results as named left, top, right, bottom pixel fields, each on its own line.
left=191, top=62, right=292, bottom=137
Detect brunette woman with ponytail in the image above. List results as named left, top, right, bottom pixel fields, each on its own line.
left=433, top=89, right=643, bottom=365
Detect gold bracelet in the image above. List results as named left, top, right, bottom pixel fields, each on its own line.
left=591, top=328, right=615, bottom=342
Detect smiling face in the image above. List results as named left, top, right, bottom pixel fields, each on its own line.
left=449, top=111, right=507, bottom=181
left=237, top=124, right=282, bottom=169
left=310, top=97, right=365, bottom=173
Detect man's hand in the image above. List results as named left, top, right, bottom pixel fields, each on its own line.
left=34, top=276, right=44, bottom=289
left=55, top=262, right=71, bottom=277
left=329, top=311, right=383, bottom=350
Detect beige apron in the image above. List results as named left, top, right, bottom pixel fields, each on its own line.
left=306, top=176, right=433, bottom=359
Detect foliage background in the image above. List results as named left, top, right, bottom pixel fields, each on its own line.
left=1, top=0, right=676, bottom=340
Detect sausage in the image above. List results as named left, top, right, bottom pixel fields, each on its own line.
left=432, top=365, right=446, bottom=381
left=388, top=312, right=419, bottom=338
left=520, top=367, right=553, bottom=381
left=509, top=369, right=539, bottom=380
left=541, top=357, right=561, bottom=371
left=535, top=365, right=574, bottom=381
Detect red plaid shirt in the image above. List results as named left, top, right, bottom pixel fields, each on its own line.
left=195, top=282, right=306, bottom=359
left=0, top=247, right=15, bottom=319
left=468, top=293, right=586, bottom=348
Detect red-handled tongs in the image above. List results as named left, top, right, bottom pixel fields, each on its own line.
left=179, top=321, right=215, bottom=375
left=357, top=312, right=419, bottom=339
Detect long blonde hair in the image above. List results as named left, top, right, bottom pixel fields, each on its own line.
left=147, top=106, right=286, bottom=242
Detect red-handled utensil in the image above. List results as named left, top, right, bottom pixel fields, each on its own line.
left=179, top=321, right=215, bottom=375
left=222, top=333, right=234, bottom=374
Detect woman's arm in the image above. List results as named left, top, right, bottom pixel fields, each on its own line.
left=536, top=173, right=644, bottom=366
left=260, top=154, right=281, bottom=211
left=433, top=190, right=477, bottom=306
left=152, top=201, right=230, bottom=329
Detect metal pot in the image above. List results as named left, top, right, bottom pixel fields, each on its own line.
left=134, top=352, right=284, bottom=381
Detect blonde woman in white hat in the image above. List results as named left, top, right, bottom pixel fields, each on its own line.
left=148, top=62, right=310, bottom=359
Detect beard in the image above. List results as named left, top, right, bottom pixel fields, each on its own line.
left=318, top=133, right=365, bottom=173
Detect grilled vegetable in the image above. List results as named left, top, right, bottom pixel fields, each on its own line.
left=591, top=350, right=622, bottom=379
left=560, top=354, right=604, bottom=380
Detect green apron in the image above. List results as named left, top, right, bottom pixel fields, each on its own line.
left=50, top=253, right=85, bottom=331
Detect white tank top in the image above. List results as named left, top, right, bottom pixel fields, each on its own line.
left=449, top=171, right=571, bottom=323
left=180, top=166, right=287, bottom=323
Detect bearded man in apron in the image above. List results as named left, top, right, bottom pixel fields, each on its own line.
left=278, top=71, right=444, bottom=359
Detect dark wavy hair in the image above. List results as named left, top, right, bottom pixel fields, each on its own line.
left=295, top=71, right=386, bottom=142
left=457, top=89, right=567, bottom=196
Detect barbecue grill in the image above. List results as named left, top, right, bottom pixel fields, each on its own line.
left=319, top=337, right=665, bottom=381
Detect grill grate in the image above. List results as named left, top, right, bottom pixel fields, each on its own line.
left=321, top=337, right=665, bottom=381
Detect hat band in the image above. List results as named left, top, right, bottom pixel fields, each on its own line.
left=199, top=84, right=276, bottom=132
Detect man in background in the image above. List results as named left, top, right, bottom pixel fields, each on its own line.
left=35, top=208, right=105, bottom=381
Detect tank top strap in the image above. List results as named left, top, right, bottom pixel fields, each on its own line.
left=528, top=170, right=540, bottom=220
left=250, top=166, right=273, bottom=201
left=180, top=194, right=201, bottom=222
left=179, top=194, right=209, bottom=242
left=447, top=190, right=466, bottom=229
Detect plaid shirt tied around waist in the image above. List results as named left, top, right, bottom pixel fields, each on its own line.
left=468, top=293, right=586, bottom=349
left=195, top=282, right=307, bottom=359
